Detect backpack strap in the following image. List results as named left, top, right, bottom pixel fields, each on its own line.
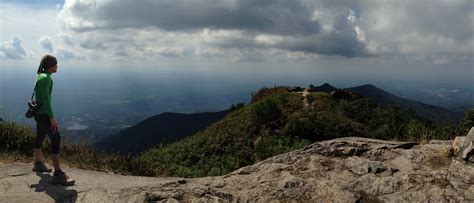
left=30, top=81, right=37, bottom=101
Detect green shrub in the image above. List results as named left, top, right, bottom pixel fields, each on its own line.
left=0, top=122, right=36, bottom=154
left=463, top=108, right=474, bottom=129
left=250, top=86, right=288, bottom=103
left=250, top=98, right=281, bottom=125
left=229, top=102, right=245, bottom=111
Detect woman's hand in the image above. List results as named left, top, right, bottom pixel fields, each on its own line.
left=50, top=118, right=59, bottom=133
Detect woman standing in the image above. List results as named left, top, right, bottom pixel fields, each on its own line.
left=32, top=55, right=75, bottom=186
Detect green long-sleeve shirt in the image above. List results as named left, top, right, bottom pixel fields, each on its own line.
left=34, top=72, right=54, bottom=118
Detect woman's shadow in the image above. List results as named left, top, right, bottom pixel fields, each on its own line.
left=30, top=172, right=78, bottom=203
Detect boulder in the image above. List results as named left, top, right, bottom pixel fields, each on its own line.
left=453, top=136, right=466, bottom=154
left=462, top=141, right=473, bottom=161
left=453, top=127, right=474, bottom=162
left=464, top=127, right=474, bottom=147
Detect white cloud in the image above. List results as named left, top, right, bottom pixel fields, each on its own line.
left=355, top=0, right=473, bottom=59
left=0, top=35, right=27, bottom=59
left=59, top=33, right=74, bottom=46
left=39, top=35, right=54, bottom=52
left=154, top=47, right=192, bottom=58
left=0, top=3, right=60, bottom=61
left=55, top=48, right=85, bottom=60
left=287, top=51, right=306, bottom=59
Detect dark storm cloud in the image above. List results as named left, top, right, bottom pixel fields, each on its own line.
left=58, top=0, right=473, bottom=61
left=62, top=0, right=320, bottom=36
left=59, top=0, right=369, bottom=57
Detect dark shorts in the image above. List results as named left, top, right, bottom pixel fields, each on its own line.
left=33, top=114, right=61, bottom=154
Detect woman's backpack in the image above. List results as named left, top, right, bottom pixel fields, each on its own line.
left=25, top=82, right=40, bottom=118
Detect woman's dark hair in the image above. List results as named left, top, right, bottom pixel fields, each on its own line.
left=36, top=55, right=57, bottom=74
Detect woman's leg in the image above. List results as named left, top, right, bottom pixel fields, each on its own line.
left=33, top=115, right=47, bottom=162
left=33, top=149, right=44, bottom=162
left=49, top=130, right=74, bottom=185
left=47, top=129, right=62, bottom=171
left=51, top=154, right=60, bottom=171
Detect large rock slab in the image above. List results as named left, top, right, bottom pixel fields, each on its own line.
left=466, top=127, right=474, bottom=145
left=0, top=137, right=473, bottom=202
left=453, top=127, right=474, bottom=162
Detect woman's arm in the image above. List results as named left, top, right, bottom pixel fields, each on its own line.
left=37, top=76, right=58, bottom=132
left=37, top=77, right=55, bottom=119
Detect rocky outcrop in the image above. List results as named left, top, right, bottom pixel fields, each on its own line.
left=1, top=136, right=473, bottom=202
left=453, top=127, right=474, bottom=162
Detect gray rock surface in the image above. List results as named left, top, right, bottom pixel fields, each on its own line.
left=462, top=141, right=473, bottom=161
left=454, top=136, right=466, bottom=154
left=466, top=127, right=474, bottom=146
left=454, top=127, right=474, bottom=162
left=1, top=137, right=473, bottom=202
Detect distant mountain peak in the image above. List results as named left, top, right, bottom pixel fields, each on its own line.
left=320, top=83, right=336, bottom=88
left=350, top=84, right=388, bottom=94
left=310, top=83, right=338, bottom=93
left=320, top=82, right=334, bottom=87
left=356, top=84, right=377, bottom=89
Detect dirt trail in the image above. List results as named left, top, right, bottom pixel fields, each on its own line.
left=300, top=88, right=310, bottom=108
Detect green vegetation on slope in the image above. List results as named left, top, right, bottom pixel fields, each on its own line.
left=140, top=90, right=311, bottom=177
left=138, top=87, right=470, bottom=178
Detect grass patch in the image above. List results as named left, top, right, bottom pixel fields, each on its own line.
left=0, top=121, right=156, bottom=176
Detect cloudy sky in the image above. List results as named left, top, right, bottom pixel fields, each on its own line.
left=0, top=0, right=473, bottom=87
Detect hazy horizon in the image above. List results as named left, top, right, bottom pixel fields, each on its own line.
left=1, top=63, right=472, bottom=121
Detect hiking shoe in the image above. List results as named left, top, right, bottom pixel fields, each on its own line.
left=52, top=170, right=75, bottom=186
left=32, top=161, right=52, bottom=173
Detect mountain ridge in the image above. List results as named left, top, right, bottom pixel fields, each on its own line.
left=94, top=109, right=230, bottom=155
left=96, top=83, right=465, bottom=158
left=345, top=83, right=463, bottom=123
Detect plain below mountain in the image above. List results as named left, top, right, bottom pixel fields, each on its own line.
left=387, top=87, right=474, bottom=110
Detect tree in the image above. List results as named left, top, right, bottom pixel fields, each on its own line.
left=463, top=108, right=474, bottom=129
left=250, top=99, right=281, bottom=125
left=229, top=102, right=245, bottom=111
